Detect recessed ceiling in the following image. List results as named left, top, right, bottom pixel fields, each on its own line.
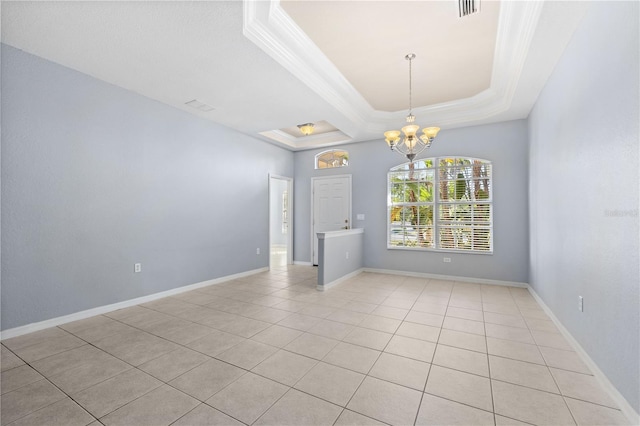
left=281, top=0, right=500, bottom=112
left=280, top=120, right=338, bottom=138
left=260, top=120, right=351, bottom=150
left=1, top=1, right=590, bottom=151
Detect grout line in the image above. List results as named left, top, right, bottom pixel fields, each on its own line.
left=513, top=287, right=579, bottom=426
left=481, top=286, right=497, bottom=426
left=412, top=277, right=453, bottom=426
left=3, top=270, right=626, bottom=426
left=0, top=365, right=98, bottom=425
left=422, top=390, right=497, bottom=414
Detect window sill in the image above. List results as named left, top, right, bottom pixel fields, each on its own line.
left=386, top=245, right=493, bottom=255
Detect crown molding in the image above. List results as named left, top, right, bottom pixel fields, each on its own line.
left=258, top=129, right=352, bottom=150
left=243, top=0, right=545, bottom=132
left=243, top=0, right=373, bottom=128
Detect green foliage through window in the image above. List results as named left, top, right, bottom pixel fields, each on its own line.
left=388, top=157, right=492, bottom=253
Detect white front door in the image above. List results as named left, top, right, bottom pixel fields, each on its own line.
left=312, top=175, right=351, bottom=265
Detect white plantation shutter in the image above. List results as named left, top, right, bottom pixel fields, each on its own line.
left=388, top=157, right=493, bottom=253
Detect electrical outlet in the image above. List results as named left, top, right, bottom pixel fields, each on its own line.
left=346, top=251, right=349, bottom=259
left=578, top=296, right=584, bottom=312
left=256, top=248, right=260, bottom=255
left=443, top=257, right=452, bottom=263
left=134, top=263, right=142, bottom=273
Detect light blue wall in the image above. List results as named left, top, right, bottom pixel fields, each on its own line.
left=294, top=120, right=529, bottom=284
left=1, top=44, right=293, bottom=330
left=528, top=1, right=639, bottom=412
left=318, top=230, right=364, bottom=287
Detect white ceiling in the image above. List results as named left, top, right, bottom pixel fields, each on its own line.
left=281, top=0, right=500, bottom=111
left=1, top=1, right=590, bottom=151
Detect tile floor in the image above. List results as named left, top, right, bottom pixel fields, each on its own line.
left=0, top=266, right=632, bottom=426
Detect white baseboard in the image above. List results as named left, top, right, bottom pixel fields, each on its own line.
left=293, top=260, right=313, bottom=266
left=0, top=267, right=268, bottom=341
left=527, top=286, right=639, bottom=425
left=317, top=268, right=364, bottom=291
left=362, top=268, right=529, bottom=288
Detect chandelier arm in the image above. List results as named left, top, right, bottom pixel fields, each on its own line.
left=392, top=139, right=428, bottom=156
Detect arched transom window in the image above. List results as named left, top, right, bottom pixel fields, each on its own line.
left=388, top=157, right=493, bottom=253
left=315, top=150, right=349, bottom=169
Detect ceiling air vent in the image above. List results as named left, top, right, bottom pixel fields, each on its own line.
left=185, top=99, right=215, bottom=112
left=458, top=0, right=480, bottom=17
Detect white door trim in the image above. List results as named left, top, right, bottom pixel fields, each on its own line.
left=269, top=174, right=293, bottom=268
left=310, top=174, right=352, bottom=266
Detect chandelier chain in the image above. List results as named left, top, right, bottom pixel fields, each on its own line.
left=408, top=55, right=413, bottom=114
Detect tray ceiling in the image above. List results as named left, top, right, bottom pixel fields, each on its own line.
left=1, top=1, right=590, bottom=150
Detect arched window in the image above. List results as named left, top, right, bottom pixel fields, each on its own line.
left=388, top=157, right=493, bottom=253
left=315, top=150, right=349, bottom=169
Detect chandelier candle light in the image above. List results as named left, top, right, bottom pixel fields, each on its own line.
left=384, top=53, right=441, bottom=162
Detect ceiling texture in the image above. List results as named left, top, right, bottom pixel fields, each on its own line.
left=1, top=1, right=589, bottom=151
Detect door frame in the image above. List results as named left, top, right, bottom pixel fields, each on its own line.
left=310, top=174, right=352, bottom=265
left=269, top=174, right=293, bottom=268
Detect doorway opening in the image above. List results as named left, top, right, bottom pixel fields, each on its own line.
left=269, top=175, right=293, bottom=269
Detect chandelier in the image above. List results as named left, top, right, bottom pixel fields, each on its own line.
left=384, top=53, right=441, bottom=162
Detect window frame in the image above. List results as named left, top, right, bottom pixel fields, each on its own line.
left=387, top=157, right=493, bottom=254
left=315, top=149, right=349, bottom=170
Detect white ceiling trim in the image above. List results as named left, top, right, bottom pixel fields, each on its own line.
left=243, top=0, right=544, bottom=133
left=243, top=0, right=375, bottom=135
left=259, top=129, right=353, bottom=150
left=403, top=0, right=545, bottom=128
